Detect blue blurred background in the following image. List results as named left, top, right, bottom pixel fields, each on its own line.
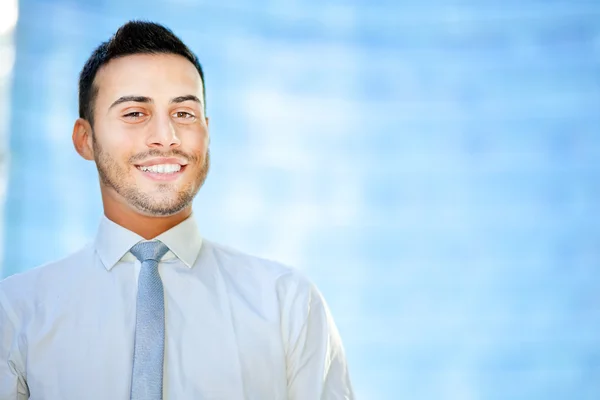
left=1, top=0, right=600, bottom=398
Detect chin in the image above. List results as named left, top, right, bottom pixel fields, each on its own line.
left=127, top=192, right=192, bottom=217
left=133, top=203, right=189, bottom=217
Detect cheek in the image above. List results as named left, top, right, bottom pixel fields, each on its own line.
left=95, top=126, right=137, bottom=159
left=182, top=128, right=209, bottom=152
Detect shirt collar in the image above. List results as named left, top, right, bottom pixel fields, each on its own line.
left=94, top=214, right=203, bottom=271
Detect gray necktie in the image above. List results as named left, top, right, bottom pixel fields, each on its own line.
left=129, top=240, right=170, bottom=400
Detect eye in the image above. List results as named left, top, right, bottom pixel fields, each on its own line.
left=173, top=111, right=195, bottom=120
left=123, top=111, right=146, bottom=119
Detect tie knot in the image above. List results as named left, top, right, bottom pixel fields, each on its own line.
left=130, top=240, right=170, bottom=263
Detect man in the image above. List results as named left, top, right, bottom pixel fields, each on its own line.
left=0, top=21, right=353, bottom=399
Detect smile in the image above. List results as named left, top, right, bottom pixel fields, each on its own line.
left=135, top=163, right=187, bottom=181
left=137, top=163, right=182, bottom=174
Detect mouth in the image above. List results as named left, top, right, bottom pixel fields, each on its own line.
left=134, top=163, right=187, bottom=181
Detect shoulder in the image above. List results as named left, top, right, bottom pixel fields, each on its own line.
left=202, top=239, right=299, bottom=278
left=0, top=243, right=95, bottom=307
left=201, top=239, right=317, bottom=296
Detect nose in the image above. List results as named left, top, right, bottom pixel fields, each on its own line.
left=146, top=114, right=181, bottom=148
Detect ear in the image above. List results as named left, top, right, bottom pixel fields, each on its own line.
left=72, top=118, right=95, bottom=161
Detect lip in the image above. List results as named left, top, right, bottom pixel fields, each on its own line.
left=135, top=157, right=188, bottom=167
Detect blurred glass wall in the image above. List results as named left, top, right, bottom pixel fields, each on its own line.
left=2, top=0, right=600, bottom=398
left=0, top=0, right=18, bottom=282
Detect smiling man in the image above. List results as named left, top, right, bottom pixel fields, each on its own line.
left=0, top=21, right=354, bottom=399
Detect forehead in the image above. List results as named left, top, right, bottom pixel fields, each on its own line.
left=94, top=53, right=203, bottom=104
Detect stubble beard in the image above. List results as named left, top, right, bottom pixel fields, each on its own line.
left=93, top=137, right=210, bottom=217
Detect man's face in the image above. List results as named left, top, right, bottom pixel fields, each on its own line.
left=91, top=53, right=209, bottom=216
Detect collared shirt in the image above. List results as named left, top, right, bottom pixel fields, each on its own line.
left=0, top=215, right=354, bottom=399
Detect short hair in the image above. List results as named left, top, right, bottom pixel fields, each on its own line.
left=78, top=21, right=206, bottom=126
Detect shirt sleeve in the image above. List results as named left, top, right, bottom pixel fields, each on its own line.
left=0, top=290, right=29, bottom=400
left=278, top=272, right=354, bottom=400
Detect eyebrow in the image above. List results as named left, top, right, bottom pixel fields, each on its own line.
left=109, top=96, right=152, bottom=110
left=170, top=95, right=201, bottom=105
left=108, top=94, right=202, bottom=110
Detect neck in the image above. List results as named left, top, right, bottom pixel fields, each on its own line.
left=102, top=192, right=192, bottom=240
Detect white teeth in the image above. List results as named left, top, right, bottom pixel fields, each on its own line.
left=138, top=164, right=182, bottom=174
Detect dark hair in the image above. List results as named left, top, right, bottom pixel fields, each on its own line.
left=78, top=21, right=206, bottom=126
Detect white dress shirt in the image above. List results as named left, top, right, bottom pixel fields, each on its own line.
left=0, top=215, right=354, bottom=399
